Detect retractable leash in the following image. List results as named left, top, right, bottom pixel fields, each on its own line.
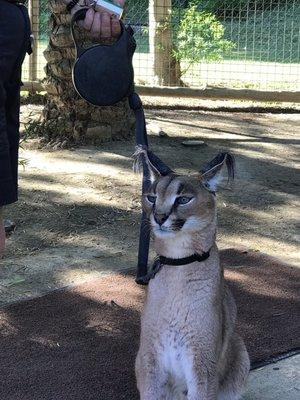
left=71, top=9, right=172, bottom=285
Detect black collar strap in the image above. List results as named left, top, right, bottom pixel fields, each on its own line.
left=136, top=250, right=211, bottom=286
left=159, top=251, right=210, bottom=266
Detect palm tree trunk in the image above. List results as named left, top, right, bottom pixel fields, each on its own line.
left=42, top=0, right=134, bottom=145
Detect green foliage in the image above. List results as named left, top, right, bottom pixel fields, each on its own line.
left=194, top=0, right=290, bottom=14
left=39, top=0, right=50, bottom=40
left=173, top=4, right=235, bottom=68
left=18, top=112, right=39, bottom=168
left=222, top=2, right=300, bottom=63
left=125, top=0, right=149, bottom=24
left=19, top=112, right=44, bottom=155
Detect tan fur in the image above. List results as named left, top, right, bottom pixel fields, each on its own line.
left=135, top=171, right=250, bottom=400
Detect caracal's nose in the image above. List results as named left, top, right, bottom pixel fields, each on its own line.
left=154, top=213, right=169, bottom=226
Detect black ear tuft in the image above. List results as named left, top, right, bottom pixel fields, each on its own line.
left=132, top=145, right=162, bottom=183
left=224, top=153, right=235, bottom=182
left=133, top=145, right=174, bottom=181
left=201, top=153, right=235, bottom=191
left=133, top=145, right=148, bottom=174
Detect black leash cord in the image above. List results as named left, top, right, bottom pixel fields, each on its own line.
left=128, top=92, right=173, bottom=285
left=66, top=0, right=80, bottom=12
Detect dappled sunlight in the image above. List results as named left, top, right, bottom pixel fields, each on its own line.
left=226, top=274, right=296, bottom=301
left=55, top=267, right=112, bottom=288
left=20, top=149, right=138, bottom=180
left=222, top=200, right=296, bottom=218
left=218, top=197, right=298, bottom=233
left=29, top=335, right=60, bottom=348
left=1, top=108, right=298, bottom=305
left=148, top=111, right=299, bottom=169
left=0, top=240, right=137, bottom=305
left=0, top=313, right=18, bottom=336
left=21, top=175, right=140, bottom=210
left=219, top=236, right=299, bottom=268
left=227, top=144, right=299, bottom=168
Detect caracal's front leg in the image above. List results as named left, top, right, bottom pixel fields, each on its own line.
left=136, top=349, right=169, bottom=400
left=185, top=355, right=219, bottom=400
left=187, top=378, right=218, bottom=400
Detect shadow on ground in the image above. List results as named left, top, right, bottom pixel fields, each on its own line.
left=0, top=249, right=299, bottom=400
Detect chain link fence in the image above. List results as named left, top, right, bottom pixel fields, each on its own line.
left=23, top=0, right=300, bottom=100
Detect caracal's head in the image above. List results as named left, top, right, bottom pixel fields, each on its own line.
left=136, top=150, right=235, bottom=240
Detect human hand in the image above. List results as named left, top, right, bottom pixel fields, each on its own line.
left=66, top=0, right=126, bottom=39
left=81, top=7, right=123, bottom=39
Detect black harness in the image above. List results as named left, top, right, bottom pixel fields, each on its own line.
left=71, top=10, right=210, bottom=285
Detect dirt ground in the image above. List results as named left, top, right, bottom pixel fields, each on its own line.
left=0, top=104, right=299, bottom=305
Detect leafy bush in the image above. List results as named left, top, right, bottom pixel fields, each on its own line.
left=195, top=0, right=290, bottom=15
left=173, top=4, right=235, bottom=69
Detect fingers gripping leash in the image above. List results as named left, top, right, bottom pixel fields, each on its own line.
left=71, top=10, right=173, bottom=283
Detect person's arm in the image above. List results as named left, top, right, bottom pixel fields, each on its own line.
left=63, top=0, right=126, bottom=38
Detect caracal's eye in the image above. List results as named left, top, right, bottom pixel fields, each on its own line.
left=147, top=195, right=157, bottom=204
left=176, top=196, right=193, bottom=205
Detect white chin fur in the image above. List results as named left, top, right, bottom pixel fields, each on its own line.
left=151, top=215, right=201, bottom=238
left=151, top=222, right=194, bottom=259
left=155, top=230, right=194, bottom=258
left=153, top=228, right=177, bottom=238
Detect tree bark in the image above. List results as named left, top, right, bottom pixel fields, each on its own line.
left=42, top=0, right=134, bottom=145
left=149, top=0, right=181, bottom=86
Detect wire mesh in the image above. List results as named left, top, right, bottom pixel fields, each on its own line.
left=23, top=0, right=300, bottom=94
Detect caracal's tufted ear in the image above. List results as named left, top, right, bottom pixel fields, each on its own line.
left=133, top=145, right=162, bottom=183
left=200, top=153, right=235, bottom=192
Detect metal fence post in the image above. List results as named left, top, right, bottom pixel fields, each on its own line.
left=28, top=0, right=39, bottom=83
left=149, top=0, right=173, bottom=86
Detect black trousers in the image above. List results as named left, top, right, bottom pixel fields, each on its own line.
left=0, top=0, right=30, bottom=207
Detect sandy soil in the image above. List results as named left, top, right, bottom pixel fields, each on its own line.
left=0, top=105, right=299, bottom=305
